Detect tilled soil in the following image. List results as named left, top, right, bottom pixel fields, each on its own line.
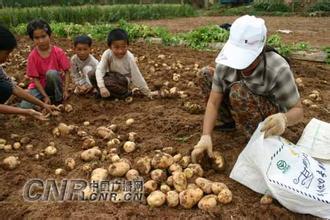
left=0, top=36, right=329, bottom=219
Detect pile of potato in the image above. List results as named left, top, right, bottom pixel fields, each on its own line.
left=1, top=113, right=232, bottom=211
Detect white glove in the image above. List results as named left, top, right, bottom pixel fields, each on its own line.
left=191, top=135, right=213, bottom=163
left=261, top=113, right=287, bottom=138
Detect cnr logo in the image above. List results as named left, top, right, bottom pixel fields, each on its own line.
left=277, top=160, right=290, bottom=174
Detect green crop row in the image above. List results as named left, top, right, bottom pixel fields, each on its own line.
left=0, top=4, right=197, bottom=27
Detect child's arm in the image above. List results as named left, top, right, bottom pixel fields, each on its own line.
left=129, top=57, right=151, bottom=97
left=33, top=78, right=51, bottom=104
left=63, top=70, right=70, bottom=100
left=0, top=104, right=47, bottom=120
left=96, top=50, right=110, bottom=97
left=12, top=85, right=58, bottom=113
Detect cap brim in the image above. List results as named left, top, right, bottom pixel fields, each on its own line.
left=215, top=41, right=263, bottom=70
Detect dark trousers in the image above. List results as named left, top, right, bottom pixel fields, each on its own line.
left=0, top=80, right=13, bottom=104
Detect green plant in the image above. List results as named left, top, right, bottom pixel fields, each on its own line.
left=0, top=4, right=197, bottom=27
left=253, top=2, right=290, bottom=12
left=180, top=25, right=229, bottom=49
left=308, top=0, right=330, bottom=12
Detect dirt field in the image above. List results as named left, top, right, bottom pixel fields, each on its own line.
left=0, top=26, right=329, bottom=219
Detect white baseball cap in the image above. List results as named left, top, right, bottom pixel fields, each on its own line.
left=215, top=15, right=267, bottom=70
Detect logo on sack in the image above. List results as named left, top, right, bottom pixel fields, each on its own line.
left=277, top=160, right=290, bottom=174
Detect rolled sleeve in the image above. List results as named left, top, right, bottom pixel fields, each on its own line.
left=272, top=67, right=300, bottom=111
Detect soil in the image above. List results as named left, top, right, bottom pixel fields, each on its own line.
left=0, top=33, right=329, bottom=219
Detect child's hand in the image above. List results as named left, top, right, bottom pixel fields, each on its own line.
left=63, top=90, right=70, bottom=100
left=43, top=96, right=51, bottom=105
left=100, top=87, right=110, bottom=98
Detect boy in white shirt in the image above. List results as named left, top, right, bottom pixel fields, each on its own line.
left=91, top=28, right=152, bottom=99
left=70, top=35, right=98, bottom=95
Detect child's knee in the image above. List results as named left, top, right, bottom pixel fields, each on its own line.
left=0, top=81, right=13, bottom=104
left=82, top=66, right=94, bottom=75
left=46, top=70, right=60, bottom=81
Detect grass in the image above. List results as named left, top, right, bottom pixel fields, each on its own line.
left=0, top=4, right=197, bottom=27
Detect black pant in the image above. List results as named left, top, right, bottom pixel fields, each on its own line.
left=0, top=80, right=13, bottom=104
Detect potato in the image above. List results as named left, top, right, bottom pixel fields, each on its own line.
left=96, top=126, right=115, bottom=140
left=212, top=151, right=225, bottom=171
left=0, top=138, right=6, bottom=145
left=126, top=118, right=135, bottom=126
left=2, top=156, right=20, bottom=170
left=82, top=137, right=96, bottom=149
left=212, top=182, right=228, bottom=195
left=178, top=91, right=187, bottom=99
left=126, top=169, right=139, bottom=181
left=25, top=144, right=34, bottom=151
left=173, top=153, right=182, bottom=163
left=187, top=164, right=204, bottom=177
left=109, top=148, right=117, bottom=154
left=302, top=99, right=313, bottom=107
left=187, top=183, right=199, bottom=190
left=45, top=146, right=57, bottom=156
left=169, top=87, right=178, bottom=96
left=160, top=184, right=171, bottom=193
left=91, top=168, right=108, bottom=181
left=144, top=180, right=158, bottom=194
left=166, top=176, right=174, bottom=186
left=147, top=191, right=166, bottom=207
left=128, top=132, right=137, bottom=142
left=0, top=144, right=4, bottom=150
left=151, top=152, right=174, bottom=169
left=135, top=156, right=152, bottom=175
left=109, top=154, right=120, bottom=163
left=20, top=137, right=31, bottom=145
left=162, top=147, right=175, bottom=155
left=150, top=169, right=167, bottom=183
left=310, top=104, right=319, bottom=109
left=309, top=93, right=318, bottom=100
left=65, top=158, right=76, bottom=170
left=198, top=195, right=218, bottom=211
left=295, top=78, right=303, bottom=84
left=179, top=156, right=190, bottom=168
left=195, top=177, right=213, bottom=194
left=125, top=96, right=133, bottom=103
left=173, top=171, right=187, bottom=192
left=260, top=194, right=273, bottom=205
left=4, top=144, right=12, bottom=152
left=82, top=164, right=93, bottom=173
left=77, top=130, right=88, bottom=137
left=52, top=127, right=60, bottom=137
left=123, top=141, right=136, bottom=153
left=169, top=163, right=182, bottom=174
left=81, top=147, right=102, bottom=161
left=187, top=81, right=195, bottom=87
left=13, top=142, right=21, bottom=150
left=183, top=168, right=194, bottom=179
left=158, top=54, right=166, bottom=59
left=64, top=104, right=73, bottom=112
left=55, top=168, right=65, bottom=176
left=83, top=121, right=90, bottom=126
left=10, top=134, right=20, bottom=141
left=108, top=124, right=118, bottom=132
left=166, top=191, right=179, bottom=207
left=217, top=188, right=232, bottom=204
left=58, top=123, right=75, bottom=136
left=107, top=138, right=120, bottom=148
left=172, top=74, right=180, bottom=82
left=108, top=160, right=130, bottom=177
left=179, top=188, right=203, bottom=209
